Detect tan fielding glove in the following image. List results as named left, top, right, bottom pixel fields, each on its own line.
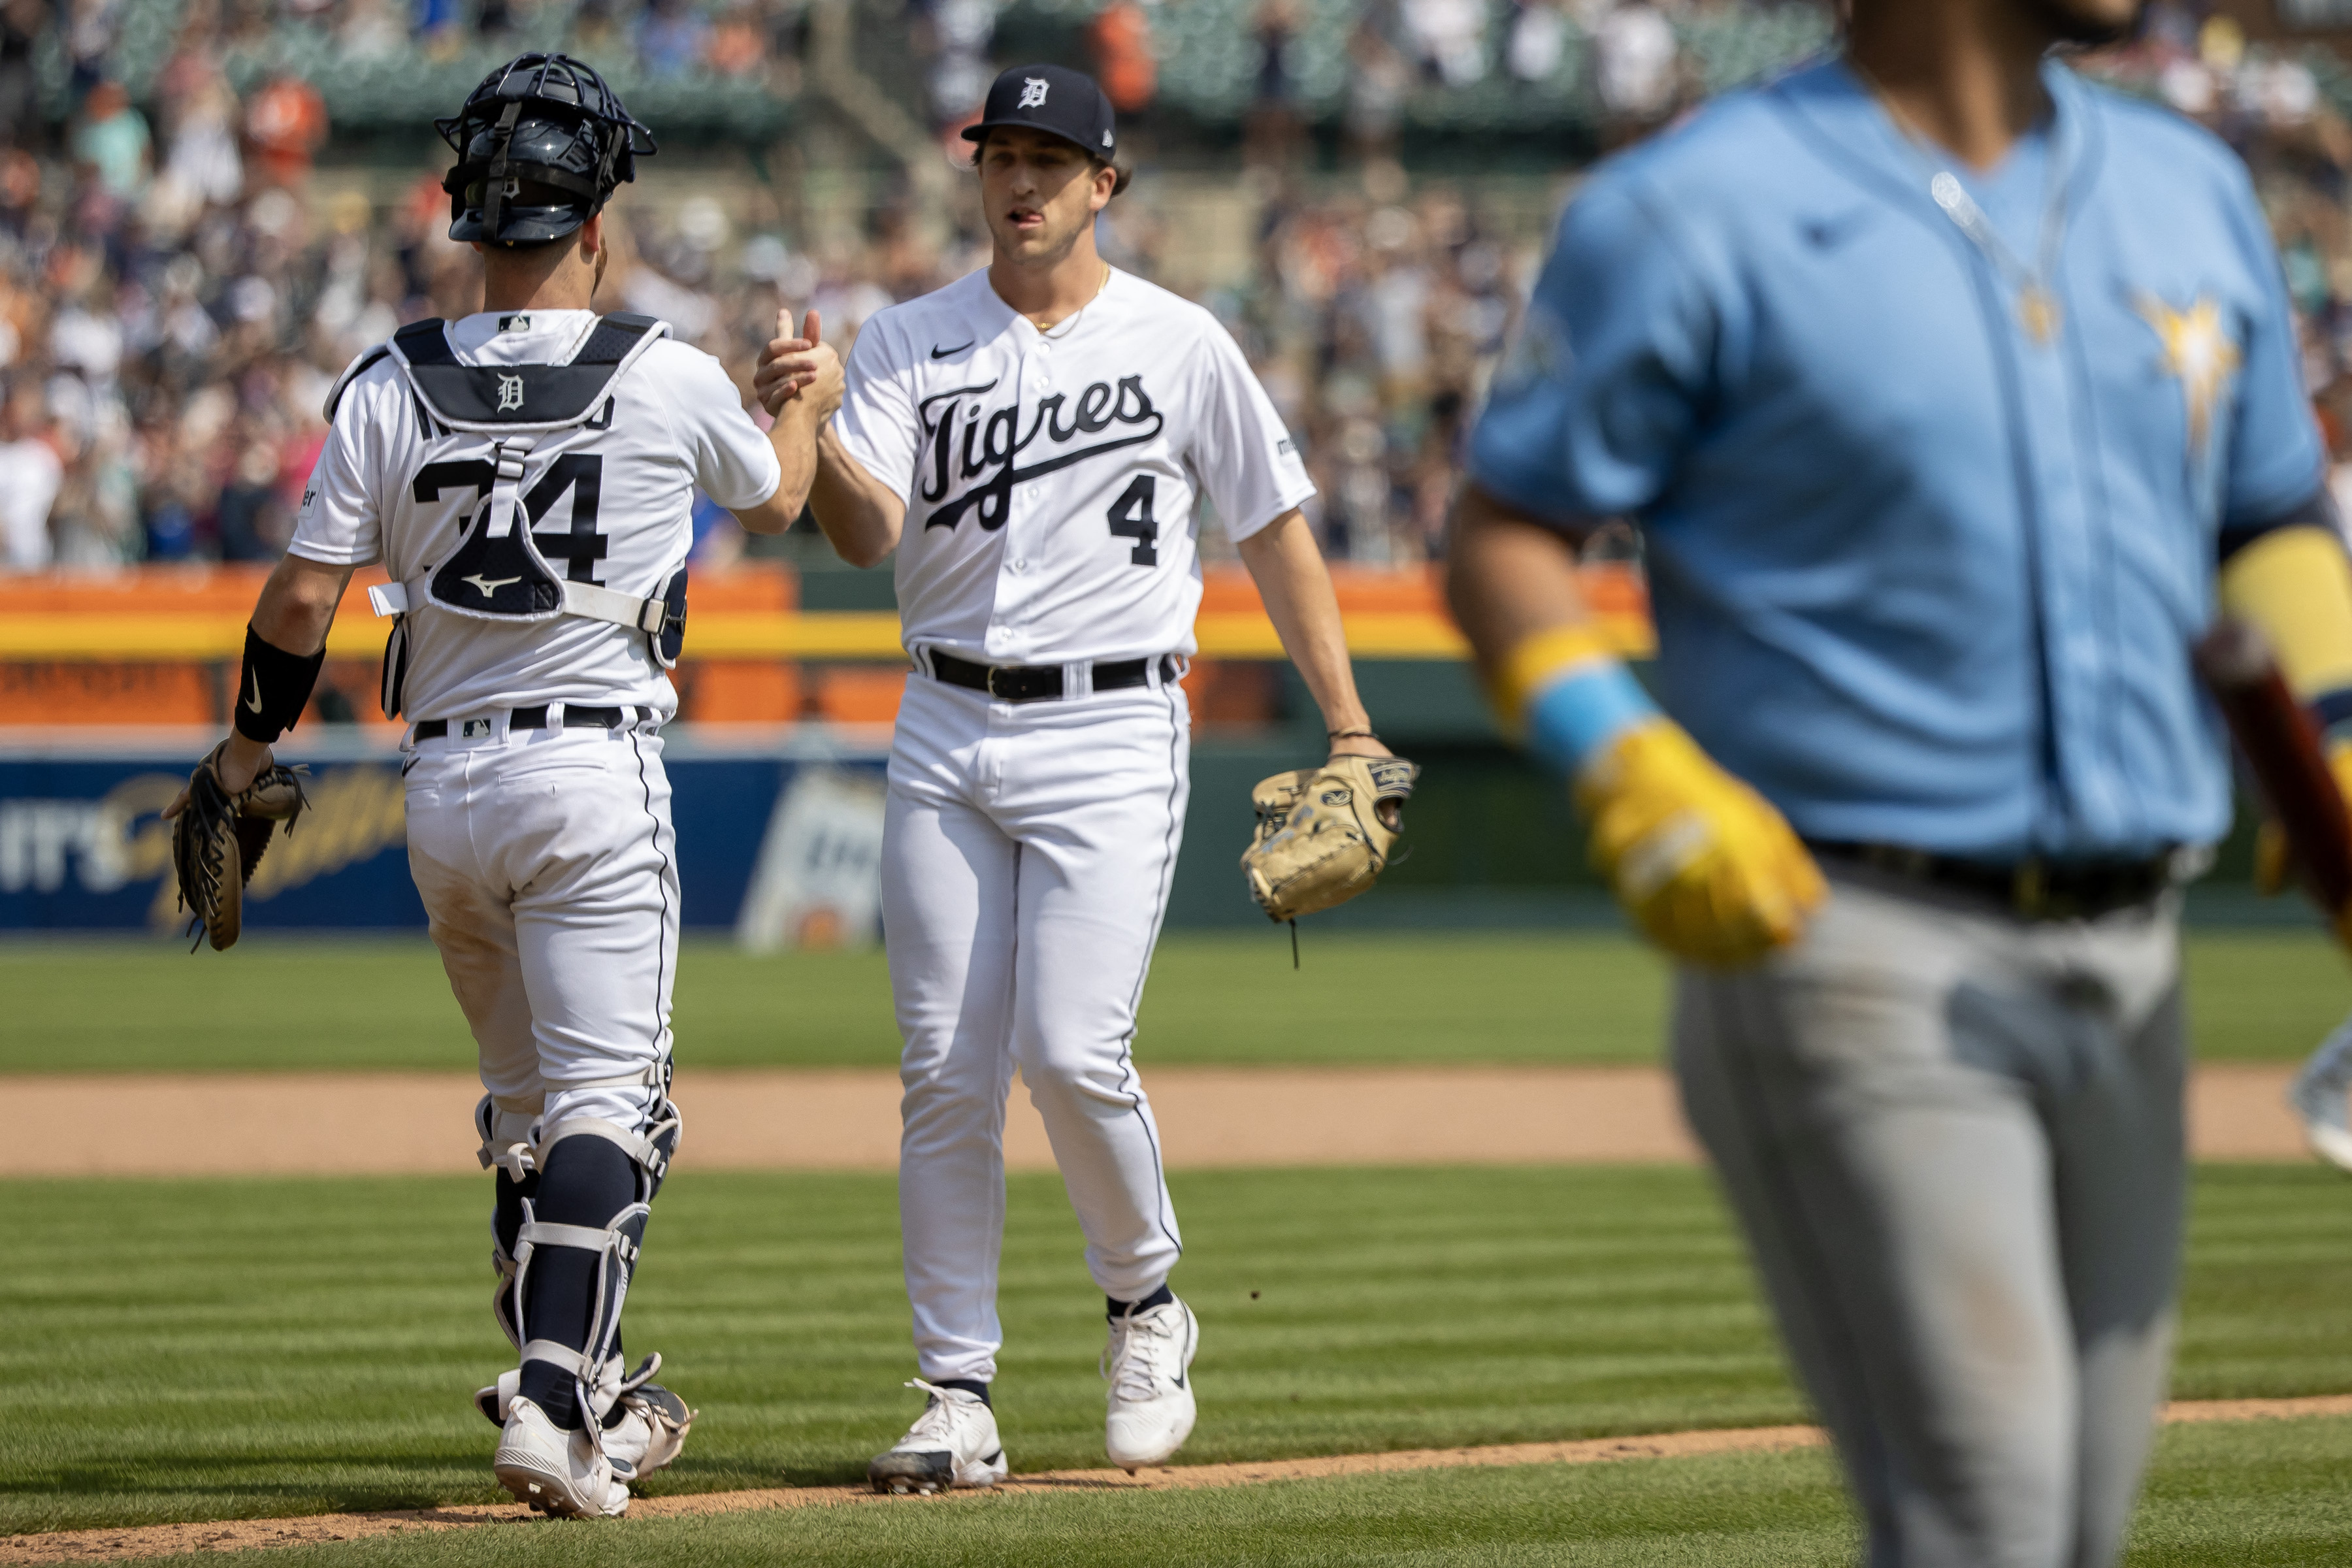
left=171, top=742, right=310, bottom=951
left=1241, top=755, right=1420, bottom=922
left=1577, top=720, right=1825, bottom=966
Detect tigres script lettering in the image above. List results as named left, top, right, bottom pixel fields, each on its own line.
left=917, top=376, right=1165, bottom=532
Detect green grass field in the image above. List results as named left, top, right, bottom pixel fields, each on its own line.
left=5, top=1164, right=2349, bottom=1546
left=112, top=1420, right=2352, bottom=1568
left=7, top=930, right=2349, bottom=1073
left=10, top=932, right=2352, bottom=1563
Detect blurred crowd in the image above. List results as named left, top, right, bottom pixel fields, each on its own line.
left=0, top=0, right=1525, bottom=573
left=1200, top=178, right=1518, bottom=564
left=1273, top=0, right=1724, bottom=168
left=10, top=0, right=2352, bottom=572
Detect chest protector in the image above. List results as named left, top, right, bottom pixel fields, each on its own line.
left=342, top=313, right=691, bottom=716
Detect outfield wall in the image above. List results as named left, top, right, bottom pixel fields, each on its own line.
left=5, top=725, right=1555, bottom=939
left=0, top=728, right=896, bottom=942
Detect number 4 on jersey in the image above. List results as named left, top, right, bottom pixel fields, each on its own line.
left=1107, top=474, right=1158, bottom=567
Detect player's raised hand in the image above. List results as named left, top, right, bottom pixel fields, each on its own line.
left=755, top=308, right=844, bottom=419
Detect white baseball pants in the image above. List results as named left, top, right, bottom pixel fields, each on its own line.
left=402, top=717, right=681, bottom=1140
left=883, top=669, right=1190, bottom=1384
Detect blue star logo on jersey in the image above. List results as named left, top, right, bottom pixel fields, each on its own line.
left=2134, top=293, right=2241, bottom=463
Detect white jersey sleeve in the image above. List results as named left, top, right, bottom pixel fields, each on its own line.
left=640, top=348, right=782, bottom=511
left=1188, top=324, right=1316, bottom=544
left=286, top=357, right=403, bottom=567
left=831, top=314, right=921, bottom=506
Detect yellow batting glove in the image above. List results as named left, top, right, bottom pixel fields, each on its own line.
left=1490, top=622, right=1823, bottom=966
left=1575, top=720, right=1827, bottom=966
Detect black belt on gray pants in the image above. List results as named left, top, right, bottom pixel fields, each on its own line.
left=411, top=704, right=652, bottom=741
left=1805, top=840, right=2176, bottom=922
left=927, top=651, right=1177, bottom=703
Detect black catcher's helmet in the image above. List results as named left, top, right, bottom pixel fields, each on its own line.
left=436, top=53, right=655, bottom=247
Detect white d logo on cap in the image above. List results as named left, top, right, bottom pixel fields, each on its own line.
left=1019, top=76, right=1050, bottom=108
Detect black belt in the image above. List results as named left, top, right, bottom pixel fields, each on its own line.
left=928, top=651, right=1177, bottom=703
left=412, top=704, right=650, bottom=741
left=1806, top=840, right=2176, bottom=922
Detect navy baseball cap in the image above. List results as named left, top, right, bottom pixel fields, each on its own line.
left=961, top=64, right=1117, bottom=160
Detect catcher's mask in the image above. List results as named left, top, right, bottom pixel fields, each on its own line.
left=436, top=52, right=655, bottom=248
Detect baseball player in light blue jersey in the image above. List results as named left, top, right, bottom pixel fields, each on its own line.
left=1445, top=1, right=2352, bottom=1563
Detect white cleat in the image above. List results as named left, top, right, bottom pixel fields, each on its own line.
left=493, top=1396, right=631, bottom=1518
left=2288, top=1068, right=2352, bottom=1175
left=476, top=1357, right=693, bottom=1483
left=866, top=1379, right=1009, bottom=1495
left=603, top=1382, right=695, bottom=1482
left=1103, top=1296, right=1198, bottom=1472
left=2286, top=1067, right=2352, bottom=1175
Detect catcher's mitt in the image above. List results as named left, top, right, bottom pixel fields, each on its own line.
left=172, top=743, right=309, bottom=951
left=1241, top=754, right=1419, bottom=923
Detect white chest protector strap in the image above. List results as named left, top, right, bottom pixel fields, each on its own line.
left=366, top=557, right=676, bottom=637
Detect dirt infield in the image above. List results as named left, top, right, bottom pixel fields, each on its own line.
left=0, top=1062, right=2315, bottom=1177
left=5, top=1396, right=2348, bottom=1564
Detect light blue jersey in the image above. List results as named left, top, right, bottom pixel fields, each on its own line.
left=1469, top=59, right=2326, bottom=860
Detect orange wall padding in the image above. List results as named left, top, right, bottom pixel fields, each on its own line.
left=0, top=561, right=1646, bottom=728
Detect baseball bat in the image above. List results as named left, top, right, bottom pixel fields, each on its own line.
left=2195, top=616, right=2352, bottom=919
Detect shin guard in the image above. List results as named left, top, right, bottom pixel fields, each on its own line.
left=499, top=1097, right=683, bottom=1430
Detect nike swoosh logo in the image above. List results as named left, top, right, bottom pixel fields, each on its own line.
left=243, top=668, right=263, bottom=714
left=931, top=342, right=973, bottom=359
left=463, top=574, right=522, bottom=597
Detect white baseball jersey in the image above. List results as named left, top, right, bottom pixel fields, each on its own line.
left=289, top=309, right=781, bottom=721
left=833, top=267, right=1315, bottom=668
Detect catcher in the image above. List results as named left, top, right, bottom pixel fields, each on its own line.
left=169, top=52, right=841, bottom=1518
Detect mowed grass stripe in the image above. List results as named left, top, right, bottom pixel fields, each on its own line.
left=45, top=1417, right=2352, bottom=1568
left=5, top=1166, right=2352, bottom=1537
left=7, top=931, right=2347, bottom=1074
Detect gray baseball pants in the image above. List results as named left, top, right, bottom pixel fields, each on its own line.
left=1673, top=864, right=2185, bottom=1568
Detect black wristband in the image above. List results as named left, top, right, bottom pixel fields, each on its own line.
left=233, top=624, right=326, bottom=744
left=1328, top=729, right=1380, bottom=742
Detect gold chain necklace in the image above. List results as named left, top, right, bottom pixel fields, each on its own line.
left=1848, top=56, right=2072, bottom=346
left=1035, top=264, right=1112, bottom=340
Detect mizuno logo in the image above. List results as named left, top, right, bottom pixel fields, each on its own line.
left=243, top=668, right=264, bottom=713
left=932, top=342, right=973, bottom=359
left=497, top=374, right=525, bottom=412
left=463, top=574, right=522, bottom=597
